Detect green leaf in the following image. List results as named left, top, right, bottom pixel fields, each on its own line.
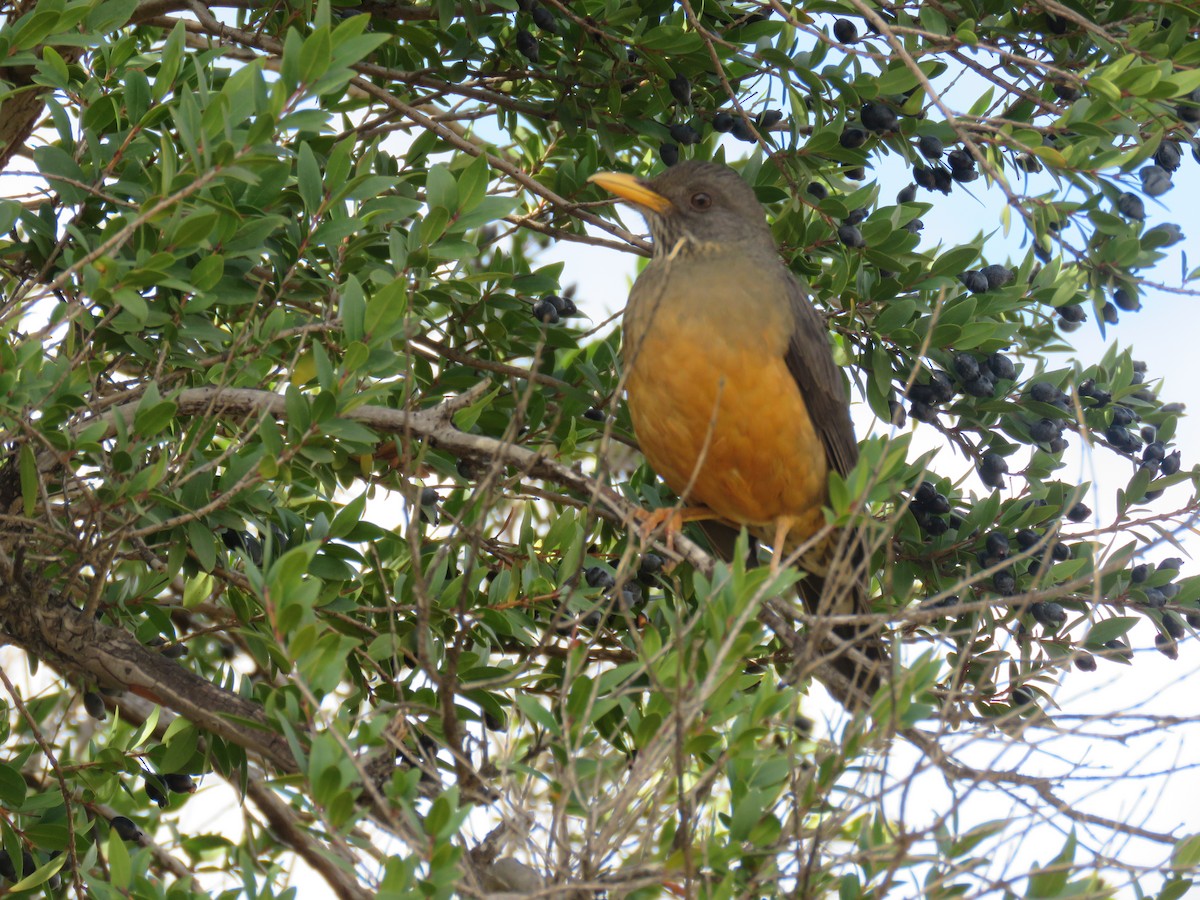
left=0, top=764, right=27, bottom=807
left=32, top=145, right=86, bottom=202
left=298, top=141, right=323, bottom=214
left=153, top=21, right=186, bottom=100
left=426, top=164, right=458, bottom=212
left=134, top=383, right=178, bottom=437
left=1163, top=69, right=1200, bottom=97
left=1111, top=64, right=1162, bottom=97
left=107, top=827, right=132, bottom=889
left=918, top=5, right=947, bottom=34
left=364, top=278, right=408, bottom=340
left=13, top=10, right=64, bottom=51
left=875, top=298, right=917, bottom=333
left=0, top=200, right=20, bottom=235
left=927, top=244, right=982, bottom=279
left=876, top=62, right=941, bottom=96
left=113, top=288, right=149, bottom=323
left=340, top=277, right=366, bottom=342
left=329, top=491, right=368, bottom=539
left=1027, top=829, right=1075, bottom=897
left=514, top=693, right=559, bottom=735
left=638, top=25, right=703, bottom=54
left=159, top=719, right=202, bottom=774
left=729, top=786, right=777, bottom=841
left=330, top=30, right=391, bottom=70
left=36, top=44, right=70, bottom=87
left=452, top=386, right=501, bottom=433
left=187, top=519, right=218, bottom=572
left=1084, top=617, right=1138, bottom=646
left=169, top=211, right=218, bottom=248
left=948, top=819, right=1009, bottom=857
left=1087, top=75, right=1122, bottom=103
left=9, top=853, right=65, bottom=892
left=130, top=705, right=161, bottom=750
left=298, top=25, right=333, bottom=87
left=192, top=253, right=224, bottom=290
left=455, top=154, right=490, bottom=213
left=452, top=195, right=517, bottom=232
left=87, top=0, right=139, bottom=31
left=1171, top=833, right=1200, bottom=870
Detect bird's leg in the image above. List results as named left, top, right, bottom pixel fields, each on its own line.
left=769, top=515, right=799, bottom=574
left=635, top=505, right=715, bottom=552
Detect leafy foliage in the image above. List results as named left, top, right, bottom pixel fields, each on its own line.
left=0, top=0, right=1199, bottom=896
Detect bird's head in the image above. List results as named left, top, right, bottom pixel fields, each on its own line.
left=589, top=161, right=774, bottom=257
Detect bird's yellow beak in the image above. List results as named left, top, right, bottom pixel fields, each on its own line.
left=588, top=172, right=674, bottom=214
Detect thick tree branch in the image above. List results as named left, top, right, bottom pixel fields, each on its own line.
left=0, top=563, right=296, bottom=771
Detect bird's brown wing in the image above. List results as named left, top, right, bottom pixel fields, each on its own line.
left=780, top=270, right=884, bottom=707
left=781, top=273, right=858, bottom=478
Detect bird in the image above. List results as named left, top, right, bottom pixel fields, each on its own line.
left=588, top=160, right=883, bottom=703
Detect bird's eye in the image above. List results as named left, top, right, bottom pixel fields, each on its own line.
left=690, top=192, right=712, bottom=210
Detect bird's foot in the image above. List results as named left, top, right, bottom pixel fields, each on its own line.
left=768, top=515, right=800, bottom=574
left=635, top=505, right=714, bottom=551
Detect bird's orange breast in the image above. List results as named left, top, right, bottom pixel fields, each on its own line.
left=624, top=306, right=828, bottom=540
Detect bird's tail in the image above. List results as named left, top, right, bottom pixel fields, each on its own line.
left=700, top=521, right=887, bottom=709
left=791, top=523, right=887, bottom=708
left=795, top=568, right=885, bottom=708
